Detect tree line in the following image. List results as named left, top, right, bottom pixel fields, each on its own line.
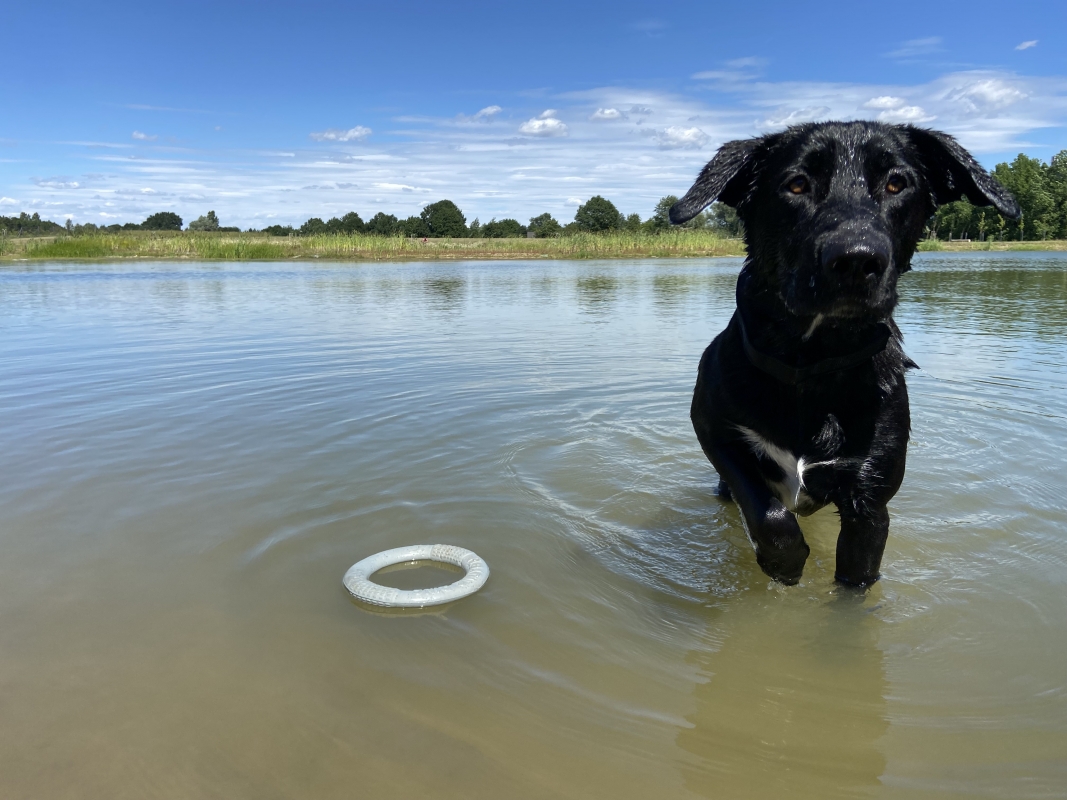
left=3, top=149, right=1065, bottom=241
left=258, top=196, right=744, bottom=239
left=931, top=150, right=1067, bottom=240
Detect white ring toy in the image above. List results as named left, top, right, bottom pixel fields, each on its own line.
left=343, top=544, right=489, bottom=608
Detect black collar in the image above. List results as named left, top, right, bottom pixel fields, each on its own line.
left=737, top=312, right=892, bottom=385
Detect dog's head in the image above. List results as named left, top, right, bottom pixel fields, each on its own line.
left=670, top=121, right=1020, bottom=320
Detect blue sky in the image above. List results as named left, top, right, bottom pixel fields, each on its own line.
left=2, top=0, right=1065, bottom=229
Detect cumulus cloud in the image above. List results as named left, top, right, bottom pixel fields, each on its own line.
left=473, top=105, right=501, bottom=120
left=0, top=196, right=17, bottom=205
left=519, top=111, right=568, bottom=137
left=131, top=131, right=157, bottom=141
left=590, top=108, right=623, bottom=121
left=1015, top=40, right=1038, bottom=50
left=630, top=105, right=652, bottom=116
left=309, top=126, right=372, bottom=142
left=944, top=78, right=1028, bottom=114
left=655, top=126, right=709, bottom=149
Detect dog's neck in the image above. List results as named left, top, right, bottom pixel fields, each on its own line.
left=735, top=267, right=895, bottom=376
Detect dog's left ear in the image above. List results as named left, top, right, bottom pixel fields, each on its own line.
left=906, top=127, right=1021, bottom=219
left=669, top=137, right=764, bottom=224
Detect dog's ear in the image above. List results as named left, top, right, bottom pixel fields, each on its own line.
left=906, top=127, right=1021, bottom=219
left=669, top=137, right=762, bottom=224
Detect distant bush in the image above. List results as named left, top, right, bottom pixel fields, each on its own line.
left=399, top=215, right=430, bottom=238
left=299, top=217, right=327, bottom=236
left=0, top=212, right=65, bottom=236
left=142, top=211, right=183, bottom=231
left=480, top=218, right=526, bottom=238
left=188, top=211, right=221, bottom=231
left=365, top=212, right=399, bottom=236
left=528, top=213, right=561, bottom=238
left=262, top=224, right=295, bottom=236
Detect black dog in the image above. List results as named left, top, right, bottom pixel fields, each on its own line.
left=670, top=121, right=1019, bottom=587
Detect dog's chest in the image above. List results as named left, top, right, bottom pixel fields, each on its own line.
left=736, top=426, right=831, bottom=514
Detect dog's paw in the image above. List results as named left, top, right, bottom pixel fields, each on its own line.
left=756, top=540, right=810, bottom=585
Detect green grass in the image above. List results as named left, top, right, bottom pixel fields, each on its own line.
left=5, top=230, right=1065, bottom=264
left=3, top=230, right=746, bottom=262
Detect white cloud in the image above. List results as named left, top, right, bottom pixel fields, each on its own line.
left=864, top=96, right=906, bottom=110
left=12, top=67, right=1067, bottom=229
left=655, top=126, right=709, bottom=150
left=0, top=196, right=17, bottom=205
left=373, top=182, right=421, bottom=192
left=1015, top=40, right=1038, bottom=51
left=539, top=109, right=558, bottom=119
left=885, top=36, right=943, bottom=59
left=309, top=126, right=372, bottom=142
left=590, top=108, right=623, bottom=121
left=519, top=116, right=568, bottom=137
left=33, top=177, right=80, bottom=189
left=877, top=105, right=936, bottom=123
left=473, top=105, right=501, bottom=120
left=760, top=106, right=832, bottom=128
left=943, top=78, right=1028, bottom=114
left=131, top=131, right=157, bottom=141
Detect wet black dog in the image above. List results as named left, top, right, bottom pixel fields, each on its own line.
left=671, top=121, right=1019, bottom=587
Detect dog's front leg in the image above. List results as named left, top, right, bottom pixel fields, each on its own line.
left=707, top=440, right=810, bottom=585
left=835, top=505, right=890, bottom=588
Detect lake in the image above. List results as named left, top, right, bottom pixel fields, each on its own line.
left=1, top=253, right=1064, bottom=799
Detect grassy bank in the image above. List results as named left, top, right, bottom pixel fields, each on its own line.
left=4, top=231, right=1065, bottom=263
left=916, top=238, right=1067, bottom=252
left=0, top=230, right=746, bottom=262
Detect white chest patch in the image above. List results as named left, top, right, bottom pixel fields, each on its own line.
left=736, top=425, right=833, bottom=513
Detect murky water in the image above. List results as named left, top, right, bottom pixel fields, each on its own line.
left=1, top=254, right=1065, bottom=799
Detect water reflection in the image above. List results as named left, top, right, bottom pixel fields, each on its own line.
left=679, top=595, right=888, bottom=799
left=576, top=274, right=620, bottom=313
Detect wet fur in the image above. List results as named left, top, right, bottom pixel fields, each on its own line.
left=672, top=121, right=1019, bottom=587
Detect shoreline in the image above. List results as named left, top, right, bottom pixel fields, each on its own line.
left=1, top=232, right=1065, bottom=263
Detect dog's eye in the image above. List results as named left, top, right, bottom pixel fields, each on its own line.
left=886, top=175, right=907, bottom=194
left=787, top=177, right=808, bottom=194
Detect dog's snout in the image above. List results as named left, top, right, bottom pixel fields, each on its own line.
left=820, top=241, right=889, bottom=280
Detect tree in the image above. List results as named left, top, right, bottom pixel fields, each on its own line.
left=299, top=217, right=327, bottom=235
left=188, top=210, right=221, bottom=231
left=420, top=200, right=467, bottom=237
left=706, top=203, right=743, bottom=237
left=262, top=224, right=295, bottom=236
left=528, top=213, right=561, bottom=238
left=365, top=212, right=399, bottom=236
left=650, top=195, right=677, bottom=231
left=992, top=154, right=1055, bottom=240
left=574, top=196, right=622, bottom=232
left=480, top=218, right=526, bottom=238
left=143, top=211, right=183, bottom=231
left=399, top=215, right=430, bottom=237
left=468, top=218, right=482, bottom=237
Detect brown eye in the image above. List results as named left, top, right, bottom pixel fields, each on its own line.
left=788, top=176, right=808, bottom=194
left=886, top=175, right=906, bottom=194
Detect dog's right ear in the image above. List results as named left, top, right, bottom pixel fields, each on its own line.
left=669, top=137, right=763, bottom=224
left=906, top=127, right=1021, bottom=219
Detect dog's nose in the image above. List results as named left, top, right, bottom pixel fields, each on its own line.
left=821, top=241, right=889, bottom=280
